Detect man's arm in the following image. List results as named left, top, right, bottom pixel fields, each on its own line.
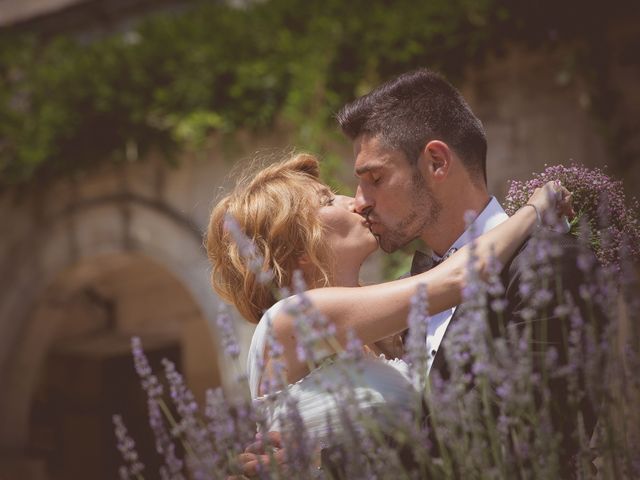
left=500, top=232, right=604, bottom=472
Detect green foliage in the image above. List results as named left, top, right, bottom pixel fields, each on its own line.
left=380, top=239, right=426, bottom=282
left=0, top=0, right=504, bottom=186
left=0, top=0, right=633, bottom=187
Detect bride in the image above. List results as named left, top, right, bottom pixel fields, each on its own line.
left=206, top=152, right=571, bottom=471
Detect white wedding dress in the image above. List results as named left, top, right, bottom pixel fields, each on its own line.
left=247, top=298, right=419, bottom=447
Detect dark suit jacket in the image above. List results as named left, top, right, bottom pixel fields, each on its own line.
left=428, top=231, right=603, bottom=475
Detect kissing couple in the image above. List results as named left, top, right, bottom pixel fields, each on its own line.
left=207, top=69, right=600, bottom=477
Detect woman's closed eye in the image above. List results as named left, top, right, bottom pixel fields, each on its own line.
left=319, top=191, right=335, bottom=206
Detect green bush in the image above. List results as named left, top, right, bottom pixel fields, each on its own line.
left=0, top=0, right=630, bottom=187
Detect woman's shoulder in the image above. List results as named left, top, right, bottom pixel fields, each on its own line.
left=246, top=296, right=296, bottom=398
left=250, top=297, right=291, bottom=347
left=253, top=297, right=295, bottom=335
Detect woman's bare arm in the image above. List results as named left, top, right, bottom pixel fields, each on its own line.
left=270, top=182, right=571, bottom=384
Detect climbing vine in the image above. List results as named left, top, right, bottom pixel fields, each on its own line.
left=0, top=0, right=635, bottom=189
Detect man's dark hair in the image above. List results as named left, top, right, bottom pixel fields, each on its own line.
left=336, top=69, right=487, bottom=185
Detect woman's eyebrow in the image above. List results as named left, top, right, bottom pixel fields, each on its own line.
left=316, top=186, right=333, bottom=198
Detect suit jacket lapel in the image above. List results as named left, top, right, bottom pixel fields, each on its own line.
left=429, top=306, right=461, bottom=381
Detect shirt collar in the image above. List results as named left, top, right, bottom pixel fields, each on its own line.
left=432, top=196, right=508, bottom=262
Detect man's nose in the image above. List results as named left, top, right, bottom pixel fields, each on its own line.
left=354, top=185, right=373, bottom=215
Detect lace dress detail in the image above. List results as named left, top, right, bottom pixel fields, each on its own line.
left=247, top=298, right=419, bottom=446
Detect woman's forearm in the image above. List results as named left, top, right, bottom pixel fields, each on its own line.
left=433, top=203, right=539, bottom=288
left=271, top=206, right=538, bottom=383
left=308, top=205, right=538, bottom=342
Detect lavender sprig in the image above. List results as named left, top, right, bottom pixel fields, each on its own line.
left=162, top=359, right=216, bottom=477
left=223, top=213, right=274, bottom=284
left=131, top=337, right=184, bottom=479
left=403, top=283, right=430, bottom=392
left=216, top=303, right=241, bottom=360
left=112, top=414, right=145, bottom=480
left=286, top=270, right=343, bottom=368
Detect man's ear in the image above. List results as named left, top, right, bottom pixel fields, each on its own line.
left=420, top=140, right=452, bottom=182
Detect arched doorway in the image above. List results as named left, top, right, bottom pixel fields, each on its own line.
left=6, top=253, right=221, bottom=479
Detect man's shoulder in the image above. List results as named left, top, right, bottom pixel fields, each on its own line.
left=518, top=231, right=582, bottom=253
left=506, top=231, right=583, bottom=276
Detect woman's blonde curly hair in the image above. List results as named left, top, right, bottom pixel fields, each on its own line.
left=206, top=153, right=334, bottom=323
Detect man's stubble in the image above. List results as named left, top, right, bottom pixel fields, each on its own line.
left=377, top=169, right=442, bottom=253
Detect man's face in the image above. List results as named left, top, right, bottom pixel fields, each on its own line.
left=353, top=134, right=441, bottom=253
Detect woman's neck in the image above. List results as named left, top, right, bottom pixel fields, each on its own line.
left=304, top=259, right=362, bottom=289
left=331, top=263, right=361, bottom=288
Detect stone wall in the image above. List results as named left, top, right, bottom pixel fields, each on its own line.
left=464, top=41, right=639, bottom=202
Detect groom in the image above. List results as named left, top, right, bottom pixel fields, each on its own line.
left=338, top=68, right=600, bottom=475
left=236, top=69, right=601, bottom=477
left=340, top=69, right=506, bottom=373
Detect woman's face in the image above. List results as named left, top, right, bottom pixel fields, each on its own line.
left=316, top=187, right=379, bottom=260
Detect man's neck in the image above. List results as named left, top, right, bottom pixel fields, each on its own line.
left=423, top=194, right=492, bottom=257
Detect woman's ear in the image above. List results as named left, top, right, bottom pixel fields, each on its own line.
left=296, top=255, right=313, bottom=278
left=420, top=140, right=452, bottom=182
left=295, top=255, right=316, bottom=288
left=297, top=254, right=311, bottom=266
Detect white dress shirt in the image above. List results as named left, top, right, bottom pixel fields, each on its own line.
left=425, top=197, right=508, bottom=374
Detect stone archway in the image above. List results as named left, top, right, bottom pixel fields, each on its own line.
left=0, top=189, right=248, bottom=478
left=15, top=252, right=219, bottom=479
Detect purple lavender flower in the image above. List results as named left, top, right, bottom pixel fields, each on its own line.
left=162, top=358, right=215, bottom=477
left=403, top=283, right=431, bottom=390
left=278, top=394, right=316, bottom=476
left=112, top=414, right=145, bottom=479
left=285, top=270, right=340, bottom=367
left=223, top=213, right=274, bottom=284
left=216, top=303, right=241, bottom=360
left=131, top=337, right=185, bottom=478
left=343, top=328, right=364, bottom=361
left=504, top=163, right=640, bottom=269
left=148, top=397, right=184, bottom=479
left=204, top=388, right=257, bottom=471
left=132, top=336, right=163, bottom=398
left=259, top=316, right=287, bottom=396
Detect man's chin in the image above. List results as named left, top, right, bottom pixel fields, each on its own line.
left=377, top=234, right=415, bottom=254
left=378, top=237, right=402, bottom=254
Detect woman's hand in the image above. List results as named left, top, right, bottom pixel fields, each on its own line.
left=526, top=180, right=575, bottom=224
left=227, top=432, right=287, bottom=479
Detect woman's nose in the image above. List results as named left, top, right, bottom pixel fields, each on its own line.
left=335, top=194, right=355, bottom=211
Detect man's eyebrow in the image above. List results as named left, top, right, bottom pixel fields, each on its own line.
left=354, top=163, right=383, bottom=176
